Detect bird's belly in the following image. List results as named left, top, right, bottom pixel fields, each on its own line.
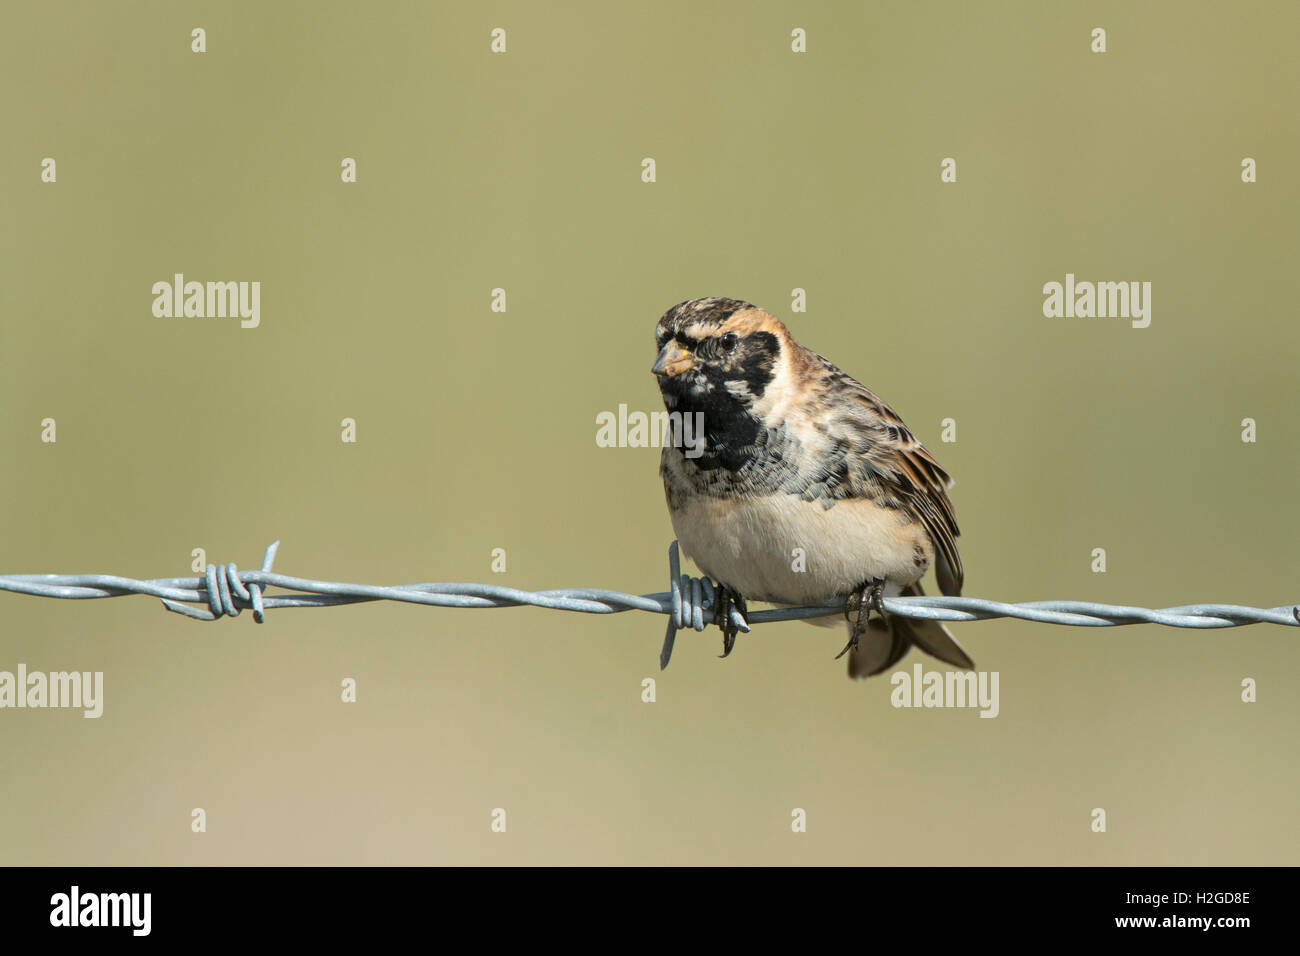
left=669, top=493, right=930, bottom=604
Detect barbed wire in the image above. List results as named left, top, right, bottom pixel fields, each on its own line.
left=2, top=541, right=1297, bottom=670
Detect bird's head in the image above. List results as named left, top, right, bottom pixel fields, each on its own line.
left=651, top=297, right=787, bottom=412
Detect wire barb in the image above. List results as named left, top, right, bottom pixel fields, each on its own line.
left=1, top=542, right=1296, bottom=669
left=158, top=541, right=280, bottom=622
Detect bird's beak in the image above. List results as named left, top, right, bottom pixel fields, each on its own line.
left=651, top=340, right=694, bottom=378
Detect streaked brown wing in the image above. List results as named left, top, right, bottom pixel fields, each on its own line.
left=815, top=359, right=965, bottom=596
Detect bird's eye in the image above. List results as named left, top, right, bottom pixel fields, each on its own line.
left=719, top=332, right=739, bottom=352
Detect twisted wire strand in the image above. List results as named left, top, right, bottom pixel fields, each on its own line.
left=2, top=542, right=1296, bottom=670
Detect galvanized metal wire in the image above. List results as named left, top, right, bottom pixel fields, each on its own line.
left=2, top=541, right=1297, bottom=670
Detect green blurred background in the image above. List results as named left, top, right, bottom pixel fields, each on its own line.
left=2, top=0, right=1297, bottom=865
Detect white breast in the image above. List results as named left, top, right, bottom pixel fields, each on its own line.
left=669, top=493, right=930, bottom=605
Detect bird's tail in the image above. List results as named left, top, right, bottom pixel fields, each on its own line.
left=846, top=581, right=975, bottom=679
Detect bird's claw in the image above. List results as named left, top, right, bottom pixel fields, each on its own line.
left=713, top=585, right=748, bottom=659
left=836, top=579, right=886, bottom=659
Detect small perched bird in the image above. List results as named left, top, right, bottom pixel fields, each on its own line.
left=651, top=297, right=974, bottom=678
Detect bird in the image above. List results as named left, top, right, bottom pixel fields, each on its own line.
left=650, top=296, right=974, bottom=678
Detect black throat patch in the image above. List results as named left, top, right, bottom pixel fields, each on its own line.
left=657, top=331, right=779, bottom=473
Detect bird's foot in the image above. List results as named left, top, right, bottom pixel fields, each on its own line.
left=713, top=585, right=748, bottom=658
left=836, top=578, right=886, bottom=659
